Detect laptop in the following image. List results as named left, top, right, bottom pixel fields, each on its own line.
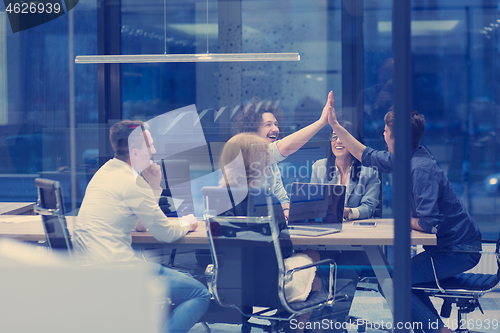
left=200, top=186, right=286, bottom=237
left=287, top=183, right=346, bottom=237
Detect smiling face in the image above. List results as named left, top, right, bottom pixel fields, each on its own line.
left=257, top=112, right=279, bottom=143
left=330, top=131, right=350, bottom=158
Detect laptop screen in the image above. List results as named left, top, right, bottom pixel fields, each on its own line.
left=201, top=186, right=285, bottom=221
left=288, top=183, right=346, bottom=227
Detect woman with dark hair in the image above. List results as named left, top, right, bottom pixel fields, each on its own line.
left=311, top=121, right=380, bottom=220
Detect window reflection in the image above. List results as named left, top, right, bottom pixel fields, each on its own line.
left=0, top=0, right=498, bottom=238
left=363, top=0, right=500, bottom=238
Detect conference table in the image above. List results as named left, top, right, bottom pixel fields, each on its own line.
left=0, top=215, right=435, bottom=314
left=0, top=202, right=34, bottom=215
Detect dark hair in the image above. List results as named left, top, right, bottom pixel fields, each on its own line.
left=384, top=110, right=425, bottom=149
left=232, top=97, right=284, bottom=136
left=326, top=121, right=362, bottom=182
left=109, top=120, right=147, bottom=160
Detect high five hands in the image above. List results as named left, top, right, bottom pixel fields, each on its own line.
left=323, top=91, right=338, bottom=128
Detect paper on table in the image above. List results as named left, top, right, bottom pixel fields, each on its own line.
left=0, top=216, right=42, bottom=223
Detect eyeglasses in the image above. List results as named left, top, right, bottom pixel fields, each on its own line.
left=329, top=133, right=338, bottom=141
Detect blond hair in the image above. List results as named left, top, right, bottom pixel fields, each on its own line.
left=219, top=133, right=269, bottom=187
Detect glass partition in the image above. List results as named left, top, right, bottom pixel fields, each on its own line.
left=0, top=2, right=97, bottom=212
left=0, top=0, right=499, bottom=237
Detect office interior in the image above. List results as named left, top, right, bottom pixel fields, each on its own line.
left=1, top=0, right=500, bottom=331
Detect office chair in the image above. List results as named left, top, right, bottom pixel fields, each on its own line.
left=412, top=233, right=500, bottom=333
left=201, top=186, right=343, bottom=333
left=153, top=159, right=196, bottom=269
left=158, top=159, right=195, bottom=218
left=33, top=178, right=72, bottom=256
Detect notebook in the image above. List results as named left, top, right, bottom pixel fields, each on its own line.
left=287, top=183, right=346, bottom=237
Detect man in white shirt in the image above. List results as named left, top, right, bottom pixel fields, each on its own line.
left=73, top=120, right=210, bottom=333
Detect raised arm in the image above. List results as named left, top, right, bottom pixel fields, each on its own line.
left=275, top=93, right=331, bottom=157
left=327, top=91, right=366, bottom=162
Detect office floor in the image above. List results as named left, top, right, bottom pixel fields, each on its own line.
left=164, top=251, right=500, bottom=333
left=189, top=288, right=500, bottom=333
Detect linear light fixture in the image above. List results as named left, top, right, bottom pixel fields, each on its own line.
left=76, top=0, right=300, bottom=64
left=378, top=20, right=460, bottom=34
left=74, top=52, right=300, bottom=64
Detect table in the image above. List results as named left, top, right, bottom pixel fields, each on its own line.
left=0, top=216, right=209, bottom=245
left=0, top=216, right=435, bottom=245
left=0, top=202, right=34, bottom=215
left=0, top=216, right=435, bottom=314
left=286, top=218, right=435, bottom=314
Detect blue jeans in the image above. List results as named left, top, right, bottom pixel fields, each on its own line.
left=150, top=263, right=211, bottom=333
left=411, top=239, right=481, bottom=333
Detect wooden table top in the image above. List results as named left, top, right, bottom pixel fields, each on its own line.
left=0, top=216, right=436, bottom=246
left=0, top=202, right=34, bottom=215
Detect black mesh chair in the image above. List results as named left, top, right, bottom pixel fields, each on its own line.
left=412, top=233, right=500, bottom=333
left=201, top=186, right=341, bottom=332
left=158, top=159, right=195, bottom=218
left=33, top=178, right=72, bottom=255
left=155, top=159, right=196, bottom=269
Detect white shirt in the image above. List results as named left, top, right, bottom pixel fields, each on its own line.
left=333, top=165, right=359, bottom=220
left=73, top=158, right=191, bottom=265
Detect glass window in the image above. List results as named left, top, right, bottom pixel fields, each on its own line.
left=362, top=0, right=500, bottom=238
left=119, top=1, right=341, bottom=214
left=1, top=0, right=498, bottom=239
left=0, top=2, right=97, bottom=212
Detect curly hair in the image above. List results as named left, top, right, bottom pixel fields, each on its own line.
left=232, top=97, right=284, bottom=137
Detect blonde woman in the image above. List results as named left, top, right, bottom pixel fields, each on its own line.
left=218, top=133, right=322, bottom=330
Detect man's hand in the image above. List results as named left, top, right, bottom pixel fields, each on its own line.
left=142, top=161, right=162, bottom=190
left=323, top=90, right=366, bottom=161
left=410, top=214, right=424, bottom=232
left=135, top=220, right=147, bottom=232
left=179, top=214, right=198, bottom=231
left=325, top=91, right=338, bottom=128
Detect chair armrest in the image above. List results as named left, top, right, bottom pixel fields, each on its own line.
left=284, top=258, right=338, bottom=308
left=428, top=249, right=500, bottom=293
left=284, top=258, right=336, bottom=282
left=34, top=204, right=60, bottom=217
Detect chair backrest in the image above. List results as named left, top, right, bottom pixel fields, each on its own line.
left=34, top=178, right=73, bottom=253
left=158, top=159, right=195, bottom=217
left=203, top=186, right=284, bottom=311
left=202, top=186, right=331, bottom=318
